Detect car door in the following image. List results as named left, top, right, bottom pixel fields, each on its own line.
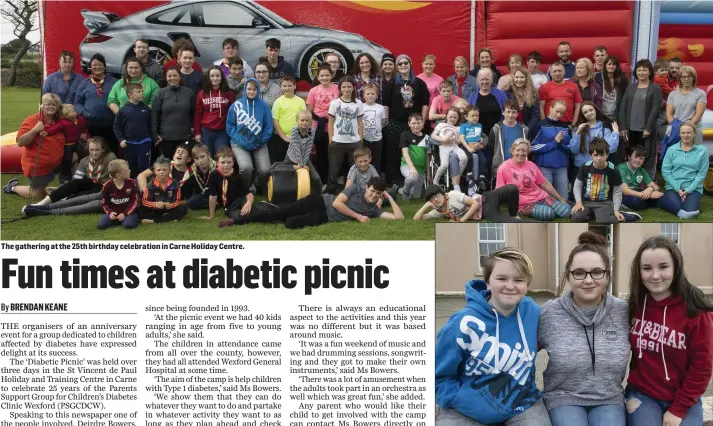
left=189, top=1, right=290, bottom=71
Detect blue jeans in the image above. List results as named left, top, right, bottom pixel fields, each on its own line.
left=625, top=387, right=702, bottom=426
left=202, top=128, right=229, bottom=157
left=622, top=195, right=658, bottom=211
left=449, top=150, right=488, bottom=179
left=658, top=189, right=702, bottom=215
left=124, top=142, right=152, bottom=178
left=549, top=404, right=625, bottom=426
left=539, top=166, right=569, bottom=200
left=97, top=213, right=138, bottom=229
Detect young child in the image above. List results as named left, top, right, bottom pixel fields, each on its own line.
left=137, top=155, right=187, bottom=224
left=618, top=146, right=663, bottom=211
left=414, top=183, right=523, bottom=222
left=179, top=48, right=203, bottom=97
left=345, top=147, right=379, bottom=190
left=271, top=75, right=307, bottom=163
left=186, top=144, right=216, bottom=210
left=459, top=106, right=489, bottom=190
left=113, top=83, right=152, bottom=178
left=361, top=83, right=386, bottom=173
left=286, top=109, right=322, bottom=194
left=327, top=76, right=364, bottom=193
left=200, top=147, right=254, bottom=221
left=572, top=138, right=625, bottom=223
left=530, top=100, right=572, bottom=200
left=431, top=107, right=467, bottom=191
left=137, top=143, right=193, bottom=202
left=98, top=159, right=138, bottom=229
left=43, top=104, right=87, bottom=183
left=307, top=64, right=339, bottom=183
left=653, top=58, right=671, bottom=111
left=226, top=56, right=246, bottom=97
left=398, top=113, right=429, bottom=201
left=489, top=99, right=529, bottom=176
left=429, top=80, right=462, bottom=123
left=194, top=66, right=236, bottom=156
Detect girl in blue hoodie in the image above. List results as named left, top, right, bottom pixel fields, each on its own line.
left=226, top=78, right=274, bottom=192
left=569, top=101, right=620, bottom=172
left=436, top=248, right=551, bottom=426
left=529, top=100, right=571, bottom=200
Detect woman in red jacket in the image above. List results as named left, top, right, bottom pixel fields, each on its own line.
left=627, top=236, right=713, bottom=426
left=194, top=66, right=236, bottom=157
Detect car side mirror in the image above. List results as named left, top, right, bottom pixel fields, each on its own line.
left=252, top=17, right=269, bottom=29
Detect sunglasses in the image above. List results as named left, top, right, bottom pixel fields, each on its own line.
left=397, top=62, right=410, bottom=66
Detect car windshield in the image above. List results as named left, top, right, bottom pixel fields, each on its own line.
left=250, top=2, right=294, bottom=27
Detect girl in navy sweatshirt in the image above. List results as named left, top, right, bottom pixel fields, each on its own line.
left=626, top=236, right=713, bottom=426
left=194, top=66, right=236, bottom=157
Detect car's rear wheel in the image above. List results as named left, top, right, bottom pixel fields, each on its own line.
left=148, top=42, right=172, bottom=66
left=300, top=45, right=352, bottom=81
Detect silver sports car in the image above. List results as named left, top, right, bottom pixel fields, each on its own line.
left=79, top=0, right=389, bottom=80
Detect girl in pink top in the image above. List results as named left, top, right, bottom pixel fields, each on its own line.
left=306, top=64, right=339, bottom=183
left=417, top=54, right=444, bottom=103
left=496, top=138, right=571, bottom=221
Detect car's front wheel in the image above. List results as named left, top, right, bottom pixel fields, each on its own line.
left=300, top=45, right=352, bottom=81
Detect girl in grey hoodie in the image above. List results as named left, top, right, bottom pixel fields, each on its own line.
left=538, top=231, right=630, bottom=426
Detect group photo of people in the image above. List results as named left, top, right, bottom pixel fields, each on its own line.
left=436, top=229, right=713, bottom=426
left=3, top=36, right=711, bottom=234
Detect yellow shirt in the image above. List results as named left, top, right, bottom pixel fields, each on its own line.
left=272, top=95, right=306, bottom=135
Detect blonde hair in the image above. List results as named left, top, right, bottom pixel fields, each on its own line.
left=678, top=65, right=698, bottom=87
left=503, top=66, right=537, bottom=107
left=507, top=53, right=523, bottom=71
left=510, top=138, right=531, bottom=154
left=60, top=104, right=76, bottom=119
left=576, top=57, right=595, bottom=82
left=40, top=93, right=62, bottom=121
left=296, top=109, right=312, bottom=122
left=108, top=159, right=128, bottom=178
left=481, top=248, right=534, bottom=286
left=423, top=54, right=436, bottom=63
left=453, top=56, right=469, bottom=69
left=680, top=122, right=698, bottom=144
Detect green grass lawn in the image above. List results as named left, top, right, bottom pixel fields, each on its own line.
left=1, top=87, right=41, bottom=134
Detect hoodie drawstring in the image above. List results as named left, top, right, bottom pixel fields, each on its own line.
left=517, top=309, right=532, bottom=363
left=583, top=324, right=595, bottom=374
left=492, top=308, right=501, bottom=374
left=637, top=294, right=670, bottom=381
left=661, top=305, right=670, bottom=381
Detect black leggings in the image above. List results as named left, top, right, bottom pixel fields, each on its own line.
left=137, top=205, right=188, bottom=223
left=314, top=116, right=329, bottom=182
left=49, top=178, right=102, bottom=203
left=234, top=194, right=329, bottom=229
left=383, top=120, right=409, bottom=185
left=481, top=184, right=538, bottom=223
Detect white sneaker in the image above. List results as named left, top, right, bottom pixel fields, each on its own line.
left=397, top=187, right=411, bottom=201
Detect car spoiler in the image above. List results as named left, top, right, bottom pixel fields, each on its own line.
left=81, top=10, right=122, bottom=33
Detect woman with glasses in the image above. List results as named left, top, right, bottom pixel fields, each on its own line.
left=665, top=66, right=707, bottom=144
left=254, top=61, right=281, bottom=108
left=73, top=54, right=119, bottom=153
left=538, top=231, right=629, bottom=426
left=382, top=54, right=430, bottom=187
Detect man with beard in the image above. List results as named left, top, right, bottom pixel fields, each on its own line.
left=548, top=41, right=575, bottom=81
left=132, top=39, right=165, bottom=87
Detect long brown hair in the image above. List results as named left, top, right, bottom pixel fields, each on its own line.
left=575, top=101, right=613, bottom=153
left=602, top=55, right=629, bottom=93
left=202, top=66, right=230, bottom=94
left=628, top=236, right=713, bottom=322
left=559, top=231, right=610, bottom=295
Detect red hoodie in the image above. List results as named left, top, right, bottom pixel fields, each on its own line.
left=194, top=89, right=236, bottom=135
left=628, top=294, right=713, bottom=418
left=654, top=75, right=678, bottom=110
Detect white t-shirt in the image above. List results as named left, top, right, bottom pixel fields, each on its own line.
left=362, top=103, right=386, bottom=142
left=328, top=98, right=365, bottom=143
left=531, top=72, right=548, bottom=90
left=426, top=190, right=482, bottom=221
left=432, top=122, right=460, bottom=146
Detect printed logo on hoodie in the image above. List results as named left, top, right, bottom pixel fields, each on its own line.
left=457, top=315, right=537, bottom=386
left=233, top=102, right=262, bottom=135
left=631, top=317, right=686, bottom=352
left=202, top=94, right=231, bottom=110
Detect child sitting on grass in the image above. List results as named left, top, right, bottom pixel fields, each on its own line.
left=98, top=159, right=138, bottom=229
left=285, top=109, right=322, bottom=194
left=137, top=156, right=187, bottom=224
left=345, top=147, right=380, bottom=190
left=186, top=144, right=216, bottom=210
left=571, top=138, right=626, bottom=223
left=618, top=146, right=663, bottom=211
left=398, top=113, right=429, bottom=201
left=200, top=147, right=253, bottom=221
left=137, top=143, right=193, bottom=203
